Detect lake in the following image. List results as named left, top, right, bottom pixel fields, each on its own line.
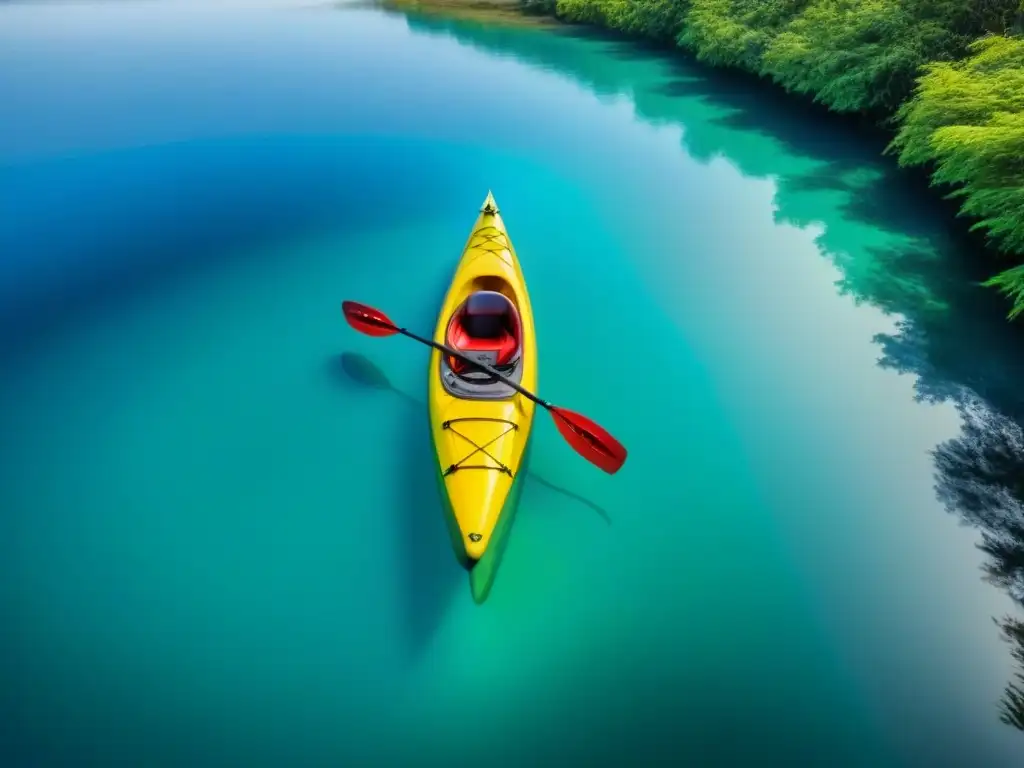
left=2, top=1, right=1023, bottom=766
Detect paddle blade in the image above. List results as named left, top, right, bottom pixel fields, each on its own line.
left=342, top=301, right=398, bottom=337
left=549, top=407, right=627, bottom=475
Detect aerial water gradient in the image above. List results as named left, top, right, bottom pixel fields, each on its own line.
left=1, top=2, right=1022, bottom=766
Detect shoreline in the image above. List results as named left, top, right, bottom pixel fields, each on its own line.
left=375, top=0, right=559, bottom=26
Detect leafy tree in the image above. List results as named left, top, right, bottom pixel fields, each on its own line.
left=615, top=0, right=689, bottom=40
left=889, top=35, right=1024, bottom=315
left=762, top=0, right=958, bottom=113
left=679, top=0, right=808, bottom=69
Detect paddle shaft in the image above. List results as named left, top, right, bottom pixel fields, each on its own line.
left=395, top=327, right=551, bottom=410
left=342, top=299, right=626, bottom=473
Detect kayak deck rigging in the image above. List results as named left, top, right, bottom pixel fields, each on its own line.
left=441, top=416, right=520, bottom=477
left=464, top=224, right=514, bottom=270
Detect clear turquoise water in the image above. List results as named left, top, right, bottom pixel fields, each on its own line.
left=2, top=2, right=1023, bottom=766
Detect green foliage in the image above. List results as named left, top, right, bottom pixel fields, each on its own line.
left=557, top=0, right=687, bottom=38
left=556, top=0, right=614, bottom=25
left=612, top=0, right=689, bottom=40
left=679, top=0, right=807, bottom=69
left=889, top=35, right=1024, bottom=314
left=762, top=0, right=959, bottom=113
left=985, top=265, right=1024, bottom=320
left=776, top=0, right=1022, bottom=113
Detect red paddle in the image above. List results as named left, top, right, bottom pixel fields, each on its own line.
left=342, top=300, right=627, bottom=474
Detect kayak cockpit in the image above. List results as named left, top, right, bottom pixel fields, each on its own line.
left=440, top=289, right=524, bottom=399
left=447, top=290, right=521, bottom=369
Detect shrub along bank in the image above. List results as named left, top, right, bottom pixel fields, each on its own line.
left=525, top=0, right=1024, bottom=318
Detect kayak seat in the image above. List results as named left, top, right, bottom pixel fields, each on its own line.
left=446, top=290, right=521, bottom=373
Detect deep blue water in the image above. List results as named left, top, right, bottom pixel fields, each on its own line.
left=2, top=2, right=1024, bottom=766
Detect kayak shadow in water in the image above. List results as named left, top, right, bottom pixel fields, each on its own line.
left=528, top=473, right=613, bottom=526
left=329, top=351, right=613, bottom=528
left=324, top=350, right=458, bottom=660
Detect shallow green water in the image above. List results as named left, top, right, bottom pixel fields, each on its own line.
left=1, top=2, right=1023, bottom=766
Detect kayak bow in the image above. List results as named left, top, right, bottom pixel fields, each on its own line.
left=428, top=191, right=537, bottom=564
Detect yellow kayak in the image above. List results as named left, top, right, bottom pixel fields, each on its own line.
left=428, top=191, right=537, bottom=564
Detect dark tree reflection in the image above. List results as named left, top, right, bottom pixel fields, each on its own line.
left=933, top=398, right=1024, bottom=728
left=996, top=619, right=1024, bottom=729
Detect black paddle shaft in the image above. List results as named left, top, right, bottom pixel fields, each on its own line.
left=397, top=327, right=550, bottom=409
